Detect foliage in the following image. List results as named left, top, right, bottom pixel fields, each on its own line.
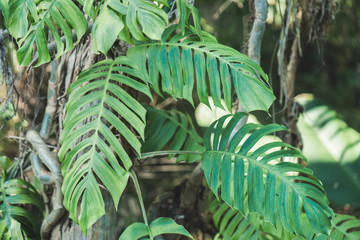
left=0, top=164, right=43, bottom=239
left=118, top=217, right=193, bottom=240
left=1, top=0, right=360, bottom=239
left=202, top=113, right=333, bottom=236
left=297, top=96, right=360, bottom=207
left=142, top=107, right=204, bottom=163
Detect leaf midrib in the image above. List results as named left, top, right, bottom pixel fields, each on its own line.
left=206, top=150, right=315, bottom=203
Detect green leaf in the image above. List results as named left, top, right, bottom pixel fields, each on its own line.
left=302, top=214, right=360, bottom=240
left=59, top=56, right=152, bottom=234
left=142, top=107, right=205, bottom=163
left=201, top=113, right=333, bottom=237
left=0, top=0, right=9, bottom=26
left=127, top=38, right=275, bottom=112
left=209, top=196, right=301, bottom=240
left=16, top=0, right=88, bottom=66
left=0, top=173, right=43, bottom=239
left=297, top=97, right=360, bottom=206
left=7, top=0, right=38, bottom=39
left=0, top=156, right=12, bottom=172
left=119, top=217, right=193, bottom=240
left=91, top=0, right=124, bottom=54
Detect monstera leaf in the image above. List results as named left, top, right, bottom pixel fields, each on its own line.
left=209, top=196, right=301, bottom=240
left=302, top=214, right=360, bottom=240
left=118, top=217, right=193, bottom=240
left=59, top=56, right=152, bottom=233
left=86, top=0, right=168, bottom=53
left=297, top=96, right=360, bottom=206
left=14, top=0, right=87, bottom=66
left=201, top=113, right=333, bottom=236
left=142, top=107, right=204, bottom=163
left=0, top=172, right=43, bottom=239
left=127, top=36, right=275, bottom=112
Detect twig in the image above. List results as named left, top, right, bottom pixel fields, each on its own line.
left=26, top=130, right=60, bottom=175
left=40, top=60, right=58, bottom=139
left=277, top=0, right=292, bottom=105
left=25, top=130, right=64, bottom=240
left=247, top=0, right=268, bottom=65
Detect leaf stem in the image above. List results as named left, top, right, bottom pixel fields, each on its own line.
left=130, top=169, right=149, bottom=226
left=133, top=150, right=202, bottom=161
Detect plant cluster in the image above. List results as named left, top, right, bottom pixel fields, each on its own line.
left=0, top=0, right=359, bottom=239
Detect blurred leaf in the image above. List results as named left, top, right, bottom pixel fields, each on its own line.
left=297, top=97, right=360, bottom=206
left=0, top=172, right=43, bottom=239
left=142, top=107, right=204, bottom=163
left=0, top=156, right=12, bottom=172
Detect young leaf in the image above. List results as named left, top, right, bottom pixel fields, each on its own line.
left=127, top=38, right=275, bottom=112
left=88, top=0, right=168, bottom=54
left=118, top=217, right=193, bottom=240
left=59, top=56, right=152, bottom=234
left=201, top=113, right=333, bottom=237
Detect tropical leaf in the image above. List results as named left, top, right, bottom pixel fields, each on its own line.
left=118, top=217, right=193, bottom=240
left=15, top=0, right=88, bottom=66
left=302, top=214, right=360, bottom=240
left=201, top=113, right=333, bottom=236
left=142, top=107, right=204, bottom=163
left=0, top=172, right=43, bottom=239
left=127, top=35, right=275, bottom=112
left=7, top=0, right=38, bottom=39
left=87, top=0, right=168, bottom=53
left=297, top=96, right=360, bottom=206
left=59, top=56, right=152, bottom=234
left=209, top=194, right=303, bottom=240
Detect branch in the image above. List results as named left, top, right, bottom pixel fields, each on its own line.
left=248, top=0, right=268, bottom=65
left=26, top=130, right=60, bottom=175
left=25, top=130, right=64, bottom=240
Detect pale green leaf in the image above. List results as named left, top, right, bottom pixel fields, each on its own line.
left=118, top=217, right=193, bottom=240
left=297, top=97, right=360, bottom=206
left=91, top=1, right=124, bottom=54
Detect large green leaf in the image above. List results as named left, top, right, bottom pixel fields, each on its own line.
left=7, top=0, right=38, bottom=39
left=201, top=113, right=333, bottom=236
left=15, top=0, right=87, bottom=66
left=297, top=97, right=360, bottom=207
left=127, top=36, right=275, bottom=112
left=118, top=217, right=193, bottom=240
left=86, top=0, right=168, bottom=53
left=59, top=56, right=152, bottom=234
left=142, top=107, right=204, bottom=163
left=0, top=172, right=43, bottom=239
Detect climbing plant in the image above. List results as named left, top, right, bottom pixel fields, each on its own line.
left=0, top=0, right=359, bottom=239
